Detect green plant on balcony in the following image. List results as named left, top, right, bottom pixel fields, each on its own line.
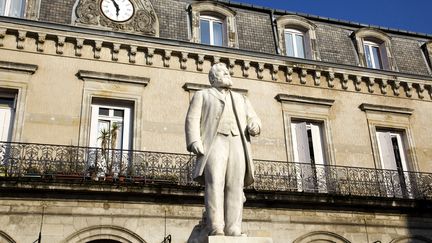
left=98, top=123, right=121, bottom=179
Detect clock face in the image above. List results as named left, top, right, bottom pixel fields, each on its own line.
left=100, top=0, right=135, bottom=22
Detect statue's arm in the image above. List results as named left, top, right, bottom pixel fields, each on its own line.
left=185, top=91, right=204, bottom=153
left=244, top=96, right=261, bottom=136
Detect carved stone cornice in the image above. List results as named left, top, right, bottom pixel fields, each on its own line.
left=0, top=61, right=38, bottom=74
left=0, top=19, right=431, bottom=101
left=359, top=103, right=413, bottom=115
left=77, top=70, right=150, bottom=86
left=275, top=94, right=334, bottom=107
left=74, top=0, right=159, bottom=36
left=182, top=82, right=248, bottom=95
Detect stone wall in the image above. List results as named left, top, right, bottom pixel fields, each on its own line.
left=0, top=198, right=431, bottom=243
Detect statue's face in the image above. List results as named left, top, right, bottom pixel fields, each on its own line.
left=211, top=65, right=232, bottom=88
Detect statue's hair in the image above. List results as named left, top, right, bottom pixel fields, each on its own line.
left=209, top=63, right=228, bottom=85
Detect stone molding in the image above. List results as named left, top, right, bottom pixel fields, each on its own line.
left=423, top=41, right=432, bottom=74
left=77, top=70, right=150, bottom=86
left=359, top=103, right=414, bottom=115
left=275, top=94, right=334, bottom=106
left=63, top=225, right=147, bottom=243
left=293, top=231, right=351, bottom=243
left=352, top=27, right=398, bottom=71
left=189, top=1, right=238, bottom=48
left=0, top=20, right=432, bottom=101
left=24, top=0, right=41, bottom=20
left=390, top=235, right=432, bottom=243
left=73, top=0, right=159, bottom=36
left=0, top=231, right=16, bottom=243
left=275, top=15, right=320, bottom=60
left=182, top=82, right=248, bottom=95
left=0, top=61, right=38, bottom=74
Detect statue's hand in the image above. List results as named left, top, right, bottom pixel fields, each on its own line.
left=248, top=122, right=260, bottom=136
left=190, top=141, right=205, bottom=155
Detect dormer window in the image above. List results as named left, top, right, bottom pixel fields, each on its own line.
left=284, top=29, right=305, bottom=58
left=200, top=15, right=224, bottom=46
left=276, top=15, right=320, bottom=60
left=189, top=2, right=238, bottom=48
left=364, top=41, right=383, bottom=69
left=0, top=0, right=25, bottom=17
left=352, top=28, right=397, bottom=71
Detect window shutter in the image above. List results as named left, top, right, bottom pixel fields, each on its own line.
left=89, top=105, right=100, bottom=147
left=0, top=107, right=13, bottom=141
left=293, top=122, right=311, bottom=163
left=310, top=123, right=325, bottom=165
left=377, top=131, right=397, bottom=170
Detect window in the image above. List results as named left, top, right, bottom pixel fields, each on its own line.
left=352, top=28, right=397, bottom=71
left=0, top=96, right=15, bottom=142
left=276, top=15, right=320, bottom=60
left=291, top=121, right=326, bottom=165
left=0, top=0, right=25, bottom=17
left=89, top=100, right=132, bottom=150
left=291, top=120, right=328, bottom=193
left=189, top=2, right=238, bottom=48
left=376, top=129, right=412, bottom=198
left=284, top=29, right=305, bottom=58
left=364, top=41, right=383, bottom=69
left=200, top=15, right=224, bottom=46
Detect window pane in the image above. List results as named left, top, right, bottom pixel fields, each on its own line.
left=285, top=32, right=294, bottom=57
left=0, top=0, right=6, bottom=16
left=213, top=21, right=223, bottom=46
left=114, top=109, right=124, bottom=117
left=371, top=46, right=383, bottom=69
left=200, top=19, right=210, bottom=45
left=9, top=0, right=24, bottom=17
left=364, top=45, right=373, bottom=68
left=295, top=34, right=305, bottom=58
left=99, top=108, right=109, bottom=116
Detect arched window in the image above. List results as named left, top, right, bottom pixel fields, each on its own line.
left=352, top=28, right=397, bottom=71
left=363, top=40, right=383, bottom=69
left=189, top=1, right=238, bottom=48
left=199, top=14, right=224, bottom=46
left=284, top=28, right=305, bottom=58
left=0, top=0, right=25, bottom=17
left=276, top=15, right=320, bottom=60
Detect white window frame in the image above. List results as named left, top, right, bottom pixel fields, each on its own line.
left=0, top=95, right=15, bottom=142
left=89, top=104, right=131, bottom=151
left=199, top=15, right=225, bottom=46
left=284, top=28, right=305, bottom=58
left=0, top=0, right=25, bottom=17
left=291, top=120, right=328, bottom=193
left=376, top=129, right=413, bottom=198
left=363, top=41, right=383, bottom=69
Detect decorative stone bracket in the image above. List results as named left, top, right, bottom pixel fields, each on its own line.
left=1, top=22, right=431, bottom=101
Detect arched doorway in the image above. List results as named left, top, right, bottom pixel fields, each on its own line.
left=87, top=240, right=121, bottom=243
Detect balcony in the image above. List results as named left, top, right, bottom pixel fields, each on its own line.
left=0, top=142, right=431, bottom=202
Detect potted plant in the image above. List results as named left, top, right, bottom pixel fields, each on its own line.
left=98, top=123, right=121, bottom=182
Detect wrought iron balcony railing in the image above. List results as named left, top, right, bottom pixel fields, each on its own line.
left=0, top=142, right=431, bottom=200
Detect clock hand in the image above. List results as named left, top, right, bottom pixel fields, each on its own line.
left=111, top=0, right=120, bottom=17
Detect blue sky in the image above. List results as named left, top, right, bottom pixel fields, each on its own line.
left=233, top=0, right=431, bottom=35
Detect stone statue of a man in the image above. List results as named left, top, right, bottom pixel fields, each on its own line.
left=185, top=63, right=261, bottom=237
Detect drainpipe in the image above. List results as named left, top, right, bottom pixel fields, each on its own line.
left=270, top=10, right=281, bottom=55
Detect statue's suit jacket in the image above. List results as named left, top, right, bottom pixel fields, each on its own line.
left=185, top=87, right=261, bottom=187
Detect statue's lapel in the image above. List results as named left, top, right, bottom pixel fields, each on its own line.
left=209, top=87, right=225, bottom=102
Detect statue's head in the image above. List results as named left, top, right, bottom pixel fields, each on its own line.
left=209, top=63, right=233, bottom=88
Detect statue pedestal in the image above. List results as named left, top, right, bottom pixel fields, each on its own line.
left=208, top=236, right=273, bottom=243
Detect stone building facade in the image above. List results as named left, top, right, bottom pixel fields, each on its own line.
left=0, top=0, right=432, bottom=242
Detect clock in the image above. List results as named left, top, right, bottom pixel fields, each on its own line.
left=100, top=0, right=135, bottom=22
